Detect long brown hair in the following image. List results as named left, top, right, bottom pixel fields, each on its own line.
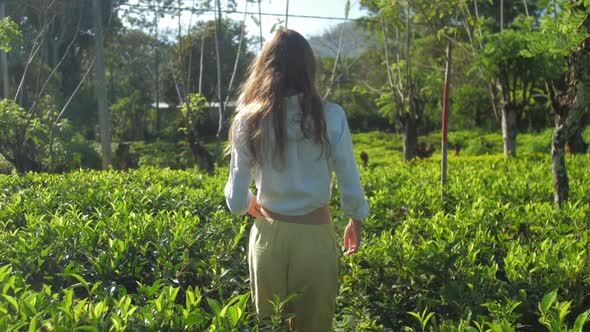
left=228, top=29, right=328, bottom=168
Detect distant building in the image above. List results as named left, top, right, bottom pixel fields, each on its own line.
left=150, top=101, right=237, bottom=110
left=150, top=102, right=173, bottom=109
left=148, top=100, right=238, bottom=137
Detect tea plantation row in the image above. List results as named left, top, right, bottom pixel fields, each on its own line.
left=0, top=154, right=589, bottom=331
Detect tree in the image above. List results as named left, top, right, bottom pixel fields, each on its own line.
left=523, top=0, right=590, bottom=207
left=3, top=0, right=122, bottom=141
left=0, top=17, right=44, bottom=173
left=179, top=93, right=213, bottom=171
left=479, top=25, right=545, bottom=158
left=210, top=0, right=247, bottom=159
left=165, top=1, right=250, bottom=170
left=360, top=0, right=455, bottom=161
left=0, top=0, right=125, bottom=173
left=0, top=1, right=12, bottom=98
left=458, top=1, right=557, bottom=158
left=165, top=19, right=252, bottom=104
left=106, top=29, right=160, bottom=140
left=323, top=0, right=350, bottom=101
left=470, top=0, right=541, bottom=33
left=5, top=0, right=108, bottom=107
left=0, top=97, right=75, bottom=173
left=213, top=0, right=224, bottom=157
left=93, top=0, right=111, bottom=169
left=123, top=0, right=176, bottom=135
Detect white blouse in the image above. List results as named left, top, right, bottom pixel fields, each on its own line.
left=224, top=96, right=369, bottom=221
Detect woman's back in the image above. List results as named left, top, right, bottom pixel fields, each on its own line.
left=227, top=95, right=368, bottom=221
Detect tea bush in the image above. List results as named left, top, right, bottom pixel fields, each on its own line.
left=0, top=149, right=589, bottom=330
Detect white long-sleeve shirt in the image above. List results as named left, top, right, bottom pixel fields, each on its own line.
left=224, top=95, right=369, bottom=221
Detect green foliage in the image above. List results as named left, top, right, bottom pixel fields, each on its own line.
left=256, top=293, right=298, bottom=330
left=480, top=29, right=543, bottom=87
left=0, top=97, right=97, bottom=172
left=0, top=139, right=589, bottom=330
left=179, top=92, right=208, bottom=135
left=519, top=1, right=590, bottom=87
left=522, top=1, right=589, bottom=59
left=0, top=17, right=21, bottom=52
left=450, top=85, right=496, bottom=131
left=0, top=17, right=22, bottom=53
left=0, top=98, right=47, bottom=148
left=51, top=133, right=102, bottom=171
left=110, top=90, right=143, bottom=141
left=0, top=155, right=13, bottom=174
left=0, top=98, right=56, bottom=172
left=132, top=140, right=198, bottom=169
left=538, top=290, right=590, bottom=332
left=0, top=167, right=253, bottom=330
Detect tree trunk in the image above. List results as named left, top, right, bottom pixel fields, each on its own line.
left=552, top=113, right=569, bottom=208
left=214, top=0, right=224, bottom=159
left=93, top=0, right=112, bottom=169
left=403, top=116, right=418, bottom=162
left=188, top=129, right=213, bottom=172
left=155, top=13, right=160, bottom=135
left=552, top=63, right=590, bottom=208
left=62, top=50, right=81, bottom=98
left=502, top=107, right=517, bottom=158
left=14, top=149, right=42, bottom=173
left=198, top=34, right=204, bottom=94
left=0, top=0, right=8, bottom=99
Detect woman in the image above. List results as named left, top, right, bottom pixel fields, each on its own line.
left=224, top=29, right=369, bottom=332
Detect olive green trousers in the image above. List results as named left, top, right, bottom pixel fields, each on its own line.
left=248, top=215, right=340, bottom=332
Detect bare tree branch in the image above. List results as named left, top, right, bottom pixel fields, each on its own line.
left=14, top=15, right=56, bottom=103
left=170, top=63, right=184, bottom=104
left=323, top=55, right=363, bottom=92
left=49, top=57, right=96, bottom=170
left=356, top=79, right=384, bottom=94
left=380, top=17, right=395, bottom=90
left=198, top=34, right=204, bottom=94
left=323, top=7, right=348, bottom=101
left=184, top=0, right=198, bottom=96
left=224, top=3, right=248, bottom=108
left=28, top=12, right=83, bottom=115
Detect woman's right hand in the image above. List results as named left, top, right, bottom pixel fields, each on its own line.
left=343, top=219, right=362, bottom=256
left=247, top=195, right=261, bottom=218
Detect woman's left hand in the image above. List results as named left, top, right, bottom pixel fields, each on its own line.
left=248, top=195, right=261, bottom=217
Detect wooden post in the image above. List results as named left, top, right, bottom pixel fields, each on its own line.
left=441, top=41, right=452, bottom=200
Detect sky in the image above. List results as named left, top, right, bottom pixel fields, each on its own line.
left=121, top=0, right=369, bottom=45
